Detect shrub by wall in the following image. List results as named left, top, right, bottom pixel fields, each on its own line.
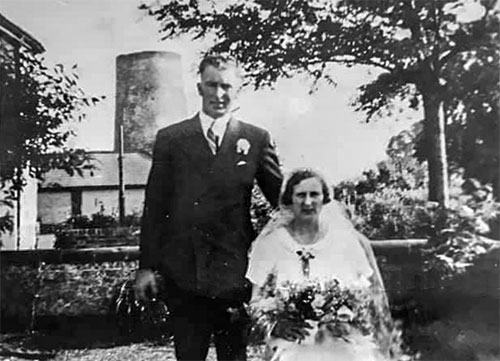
left=54, top=227, right=140, bottom=249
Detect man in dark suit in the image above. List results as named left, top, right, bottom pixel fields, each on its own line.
left=135, top=54, right=283, bottom=361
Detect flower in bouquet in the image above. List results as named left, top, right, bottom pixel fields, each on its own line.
left=336, top=304, right=355, bottom=323
left=311, top=294, right=326, bottom=309
left=252, top=296, right=283, bottom=314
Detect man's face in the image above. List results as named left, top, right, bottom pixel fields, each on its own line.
left=197, top=64, right=241, bottom=119
left=291, top=177, right=325, bottom=222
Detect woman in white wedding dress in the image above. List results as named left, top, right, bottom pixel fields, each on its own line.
left=246, top=169, right=400, bottom=361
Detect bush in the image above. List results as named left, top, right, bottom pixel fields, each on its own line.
left=337, top=175, right=500, bottom=280
left=54, top=212, right=142, bottom=231
left=349, top=184, right=499, bottom=240
left=250, top=184, right=273, bottom=234
left=351, top=187, right=430, bottom=240
left=52, top=212, right=142, bottom=249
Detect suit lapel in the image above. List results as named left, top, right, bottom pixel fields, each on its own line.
left=180, top=114, right=214, bottom=162
left=217, top=117, right=240, bottom=157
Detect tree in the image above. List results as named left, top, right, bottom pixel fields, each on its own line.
left=399, top=43, right=499, bottom=197
left=334, top=123, right=428, bottom=206
left=140, top=0, right=499, bottom=207
left=0, top=48, right=103, bottom=233
left=442, top=41, right=499, bottom=197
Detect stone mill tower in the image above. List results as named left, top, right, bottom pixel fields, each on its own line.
left=114, top=51, right=188, bottom=154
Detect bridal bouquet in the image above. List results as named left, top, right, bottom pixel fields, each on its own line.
left=248, top=273, right=376, bottom=342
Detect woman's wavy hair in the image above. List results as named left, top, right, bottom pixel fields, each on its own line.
left=281, top=169, right=332, bottom=206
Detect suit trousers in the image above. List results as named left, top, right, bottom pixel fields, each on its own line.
left=163, top=279, right=250, bottom=361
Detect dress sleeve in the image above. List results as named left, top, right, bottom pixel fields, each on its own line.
left=246, top=233, right=278, bottom=287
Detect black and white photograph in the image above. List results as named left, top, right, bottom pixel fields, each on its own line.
left=0, top=0, right=498, bottom=360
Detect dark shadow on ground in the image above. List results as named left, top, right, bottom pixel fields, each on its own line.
left=1, top=283, right=498, bottom=360
left=1, top=315, right=172, bottom=352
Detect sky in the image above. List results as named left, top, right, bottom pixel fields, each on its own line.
left=1, top=0, right=419, bottom=183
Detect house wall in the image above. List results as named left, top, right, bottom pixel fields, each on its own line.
left=38, top=188, right=145, bottom=226
left=124, top=189, right=145, bottom=215
left=38, top=188, right=145, bottom=225
left=1, top=176, right=39, bottom=250
left=38, top=192, right=72, bottom=224
left=80, top=188, right=145, bottom=216
left=81, top=189, right=118, bottom=215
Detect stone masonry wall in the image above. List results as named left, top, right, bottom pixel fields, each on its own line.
left=1, top=242, right=426, bottom=322
left=1, top=241, right=498, bottom=330
left=2, top=261, right=137, bottom=322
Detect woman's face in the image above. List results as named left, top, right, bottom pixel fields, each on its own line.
left=290, top=177, right=324, bottom=222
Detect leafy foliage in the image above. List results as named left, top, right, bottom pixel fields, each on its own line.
left=335, top=147, right=499, bottom=279
left=334, top=118, right=499, bottom=279
left=54, top=212, right=142, bottom=230
left=403, top=42, right=500, bottom=198
left=0, top=188, right=14, bottom=234
left=250, top=184, right=274, bottom=234
left=51, top=212, right=142, bottom=249
left=140, top=0, right=495, bottom=90
left=0, top=47, right=103, bottom=233
left=442, top=44, right=500, bottom=197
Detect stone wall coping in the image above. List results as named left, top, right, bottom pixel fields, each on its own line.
left=370, top=239, right=428, bottom=248
left=1, top=246, right=140, bottom=266
left=1, top=239, right=429, bottom=266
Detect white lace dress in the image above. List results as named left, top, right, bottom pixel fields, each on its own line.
left=247, top=225, right=385, bottom=361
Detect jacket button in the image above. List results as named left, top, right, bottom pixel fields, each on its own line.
left=194, top=201, right=199, bottom=206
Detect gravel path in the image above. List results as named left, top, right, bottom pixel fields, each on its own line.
left=54, top=345, right=264, bottom=361
left=0, top=338, right=265, bottom=361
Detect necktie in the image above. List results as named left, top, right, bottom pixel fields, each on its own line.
left=207, top=120, right=218, bottom=154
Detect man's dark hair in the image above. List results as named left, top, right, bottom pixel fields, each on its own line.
left=198, top=53, right=241, bottom=75
left=281, top=169, right=332, bottom=206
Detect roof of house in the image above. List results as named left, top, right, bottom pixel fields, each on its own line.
left=40, top=151, right=152, bottom=189
left=0, top=13, right=44, bottom=53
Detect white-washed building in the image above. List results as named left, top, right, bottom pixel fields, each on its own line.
left=38, top=151, right=151, bottom=225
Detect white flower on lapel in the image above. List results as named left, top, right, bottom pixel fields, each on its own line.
left=236, top=138, right=251, bottom=155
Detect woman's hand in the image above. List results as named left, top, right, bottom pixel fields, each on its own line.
left=270, top=319, right=312, bottom=342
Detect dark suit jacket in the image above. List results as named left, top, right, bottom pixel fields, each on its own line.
left=139, top=114, right=283, bottom=301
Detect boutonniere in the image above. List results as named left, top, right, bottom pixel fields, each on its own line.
left=236, top=138, right=251, bottom=155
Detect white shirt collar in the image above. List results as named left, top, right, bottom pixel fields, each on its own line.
left=199, top=111, right=231, bottom=141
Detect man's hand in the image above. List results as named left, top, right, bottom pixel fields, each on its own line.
left=134, top=269, right=158, bottom=302
left=270, top=319, right=312, bottom=342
